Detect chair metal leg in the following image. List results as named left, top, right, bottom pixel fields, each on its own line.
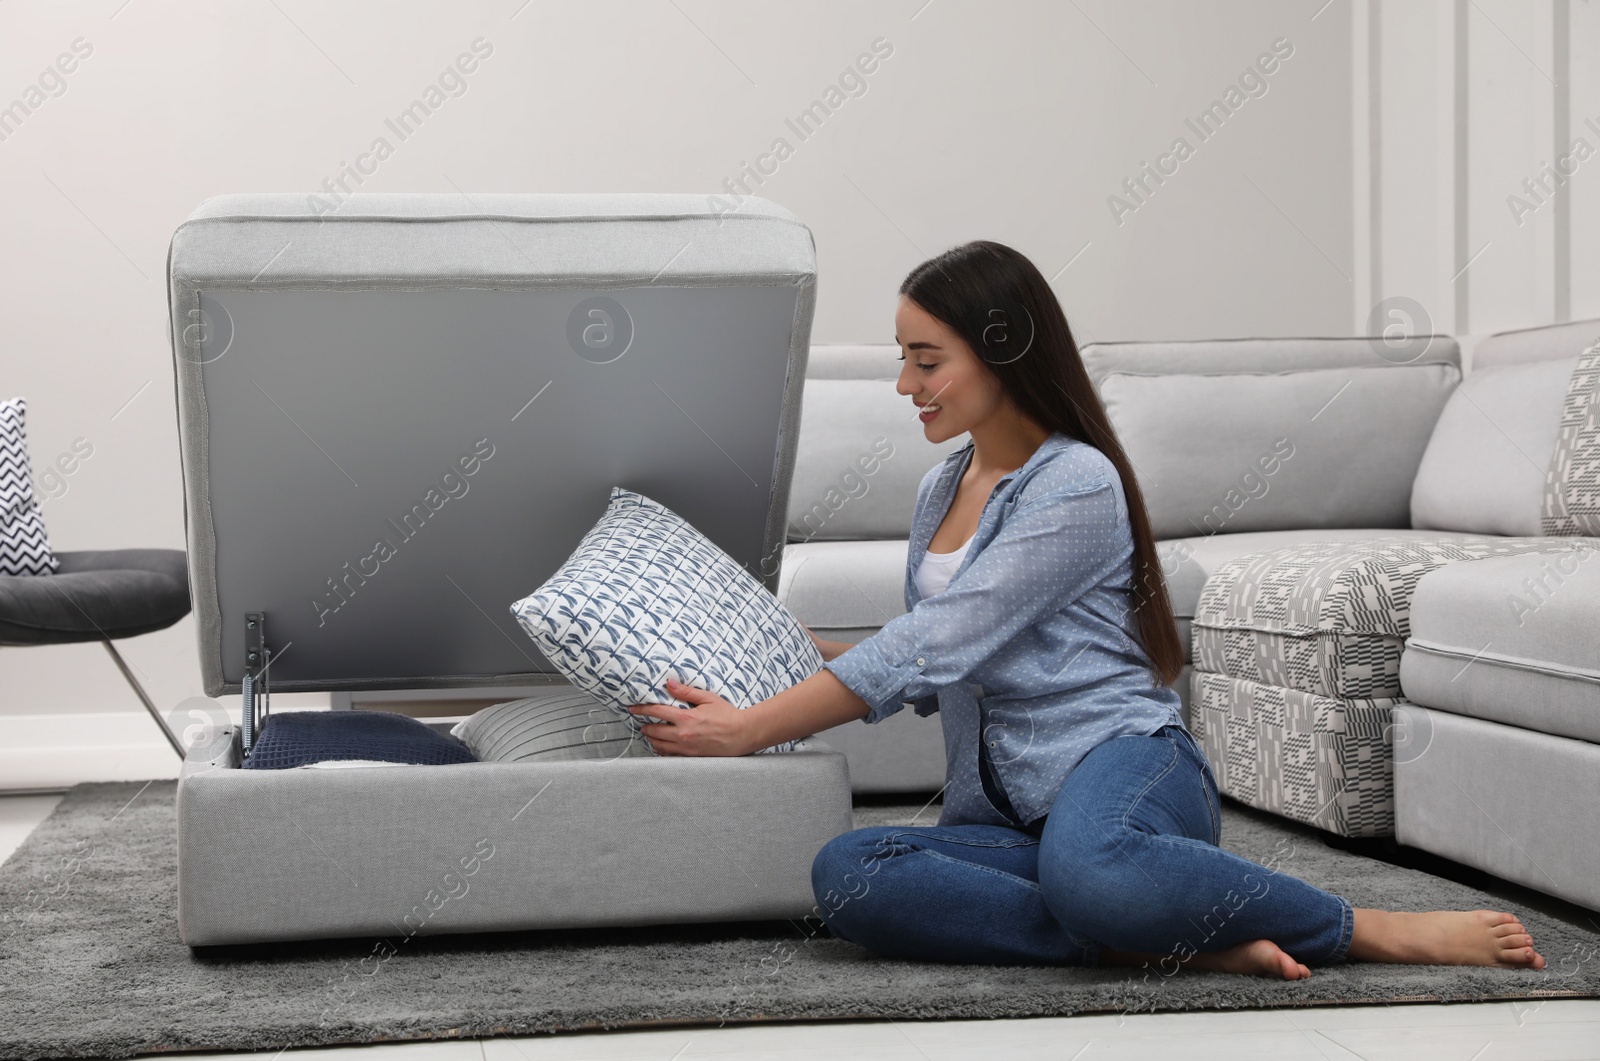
left=102, top=640, right=185, bottom=759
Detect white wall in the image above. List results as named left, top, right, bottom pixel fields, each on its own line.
left=1359, top=0, right=1600, bottom=346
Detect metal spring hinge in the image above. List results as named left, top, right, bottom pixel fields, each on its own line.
left=241, top=612, right=271, bottom=759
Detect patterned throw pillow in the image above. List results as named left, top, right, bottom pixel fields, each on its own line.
left=0, top=398, right=59, bottom=576
left=510, top=487, right=822, bottom=754
left=1542, top=337, right=1600, bottom=535
left=450, top=687, right=654, bottom=763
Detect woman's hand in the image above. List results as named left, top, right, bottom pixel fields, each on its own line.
left=625, top=678, right=758, bottom=756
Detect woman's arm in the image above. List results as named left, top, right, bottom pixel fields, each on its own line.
left=804, top=623, right=855, bottom=663
left=747, top=667, right=870, bottom=746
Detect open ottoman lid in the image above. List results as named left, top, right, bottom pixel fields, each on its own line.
left=168, top=193, right=817, bottom=696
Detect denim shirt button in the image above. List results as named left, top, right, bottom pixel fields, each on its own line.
left=915, top=657, right=926, bottom=666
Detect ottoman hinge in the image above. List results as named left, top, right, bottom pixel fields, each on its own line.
left=241, top=612, right=272, bottom=759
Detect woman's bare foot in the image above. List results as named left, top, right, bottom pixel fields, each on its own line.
left=1102, top=939, right=1311, bottom=980
left=1188, top=938, right=1312, bottom=980
left=1349, top=909, right=1546, bottom=968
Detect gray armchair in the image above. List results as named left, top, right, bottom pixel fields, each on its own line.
left=0, top=548, right=191, bottom=756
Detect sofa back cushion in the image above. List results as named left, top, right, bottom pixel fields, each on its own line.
left=1081, top=336, right=1460, bottom=388
left=787, top=377, right=967, bottom=541
left=1472, top=317, right=1600, bottom=370
left=1100, top=364, right=1460, bottom=538
left=1410, top=357, right=1576, bottom=536
left=805, top=344, right=900, bottom=380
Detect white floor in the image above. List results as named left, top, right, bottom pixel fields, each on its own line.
left=3, top=794, right=1597, bottom=1061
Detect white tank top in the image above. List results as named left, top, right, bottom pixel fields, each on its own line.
left=914, top=535, right=973, bottom=599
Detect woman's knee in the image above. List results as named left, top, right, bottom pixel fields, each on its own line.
left=810, top=828, right=899, bottom=932
left=1037, top=814, right=1161, bottom=932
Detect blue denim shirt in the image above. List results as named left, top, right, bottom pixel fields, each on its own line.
left=822, top=431, right=1184, bottom=828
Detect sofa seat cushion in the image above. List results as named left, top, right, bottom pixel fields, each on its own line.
left=1162, top=529, right=1491, bottom=661
left=1400, top=546, right=1600, bottom=743
left=777, top=538, right=909, bottom=639
left=1159, top=528, right=1489, bottom=619
left=1193, top=536, right=1590, bottom=700
left=782, top=531, right=1495, bottom=666
left=1191, top=669, right=1399, bottom=838
left=816, top=704, right=947, bottom=795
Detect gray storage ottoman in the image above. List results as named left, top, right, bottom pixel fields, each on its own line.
left=166, top=192, right=854, bottom=946
left=177, top=726, right=851, bottom=946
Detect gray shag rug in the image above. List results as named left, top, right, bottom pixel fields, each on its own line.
left=2, top=782, right=1598, bottom=1060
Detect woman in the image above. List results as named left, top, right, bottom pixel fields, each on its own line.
left=626, top=241, right=1545, bottom=979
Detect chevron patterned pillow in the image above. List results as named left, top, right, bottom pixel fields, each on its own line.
left=510, top=487, right=821, bottom=754
left=1, top=398, right=59, bottom=577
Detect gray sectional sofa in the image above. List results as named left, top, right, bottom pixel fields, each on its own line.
left=780, top=321, right=1599, bottom=911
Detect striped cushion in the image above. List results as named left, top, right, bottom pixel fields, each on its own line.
left=452, top=688, right=653, bottom=762
left=1192, top=536, right=1593, bottom=699
left=1, top=398, right=59, bottom=577
left=511, top=487, right=821, bottom=754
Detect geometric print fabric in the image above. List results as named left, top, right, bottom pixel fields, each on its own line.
left=1193, top=535, right=1595, bottom=699
left=1191, top=534, right=1599, bottom=838
left=1190, top=669, right=1398, bottom=838
left=511, top=487, right=820, bottom=754
left=1543, top=337, right=1600, bottom=536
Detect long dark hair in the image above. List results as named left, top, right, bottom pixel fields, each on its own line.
left=900, top=240, right=1184, bottom=687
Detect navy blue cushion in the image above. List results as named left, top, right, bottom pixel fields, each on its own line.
left=242, top=711, right=477, bottom=770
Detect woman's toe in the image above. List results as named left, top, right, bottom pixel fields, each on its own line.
left=1497, top=945, right=1544, bottom=968
left=1277, top=950, right=1311, bottom=980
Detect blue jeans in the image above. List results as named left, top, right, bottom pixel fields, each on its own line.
left=811, top=724, right=1354, bottom=967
